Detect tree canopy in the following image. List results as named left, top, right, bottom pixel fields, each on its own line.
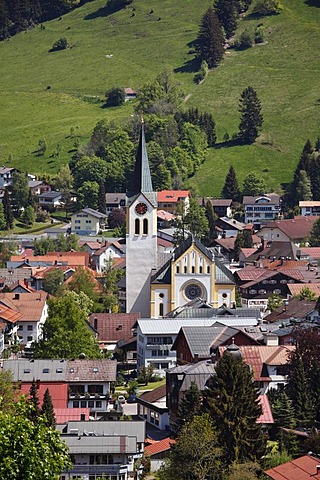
left=196, top=8, right=225, bottom=68
left=238, top=86, right=263, bottom=144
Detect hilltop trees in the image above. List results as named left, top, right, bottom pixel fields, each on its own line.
left=196, top=8, right=225, bottom=68
left=215, top=0, right=239, bottom=38
left=242, top=172, right=267, bottom=196
left=238, top=86, right=263, bottom=143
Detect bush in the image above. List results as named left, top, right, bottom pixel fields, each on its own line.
left=51, top=37, right=69, bottom=51
left=36, top=208, right=49, bottom=223
left=252, top=0, right=283, bottom=16
left=105, top=86, right=125, bottom=106
left=254, top=26, right=264, bottom=44
left=239, top=30, right=253, bottom=49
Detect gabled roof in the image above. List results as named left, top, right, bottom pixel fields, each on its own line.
left=264, top=297, right=317, bottom=323
left=81, top=208, right=107, bottom=219
left=174, top=235, right=214, bottom=262
left=145, top=437, right=174, bottom=457
left=288, top=283, right=320, bottom=296
left=245, top=241, right=299, bottom=263
left=215, top=257, right=235, bottom=284
left=243, top=193, right=280, bottom=205
left=167, top=360, right=216, bottom=392
left=88, top=312, right=140, bottom=343
left=38, top=190, right=62, bottom=199
left=65, top=359, right=117, bottom=382
left=139, top=384, right=167, bottom=404
left=257, top=395, right=274, bottom=424
left=239, top=269, right=304, bottom=289
left=265, top=454, right=320, bottom=479
left=11, top=251, right=90, bottom=267
left=0, top=291, right=47, bottom=322
left=261, top=216, right=317, bottom=240
left=157, top=190, right=190, bottom=203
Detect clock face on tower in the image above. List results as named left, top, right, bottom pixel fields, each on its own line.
left=135, top=202, right=148, bottom=215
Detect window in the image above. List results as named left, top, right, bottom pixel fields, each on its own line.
left=75, top=226, right=80, bottom=230
left=18, top=325, right=23, bottom=330
left=280, top=279, right=287, bottom=284
left=184, top=266, right=187, bottom=273
left=273, top=289, right=281, bottom=294
left=24, top=369, right=31, bottom=373
left=135, top=218, right=140, bottom=235
left=207, top=266, right=210, bottom=274
left=73, top=401, right=79, bottom=408
left=88, top=400, right=94, bottom=408
left=27, top=336, right=33, bottom=342
left=96, top=400, right=102, bottom=408
left=199, top=266, right=203, bottom=273
left=159, top=303, right=164, bottom=317
left=191, top=266, right=195, bottom=273
left=249, top=289, right=257, bottom=294
left=143, top=218, right=148, bottom=235
left=258, top=289, right=267, bottom=295
left=176, top=265, right=180, bottom=273
left=43, top=368, right=49, bottom=373
left=27, top=325, right=33, bottom=331
left=75, top=220, right=80, bottom=224
left=56, top=368, right=63, bottom=373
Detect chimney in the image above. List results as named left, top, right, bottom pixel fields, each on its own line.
left=316, top=465, right=320, bottom=475
left=14, top=293, right=20, bottom=300
left=194, top=353, right=199, bottom=363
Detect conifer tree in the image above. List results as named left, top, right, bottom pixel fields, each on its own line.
left=28, top=379, right=41, bottom=424
left=0, top=203, right=6, bottom=230
left=196, top=8, right=225, bottom=68
left=204, top=200, right=218, bottom=244
left=3, top=187, right=13, bottom=230
left=296, top=170, right=313, bottom=202
left=243, top=229, right=254, bottom=248
left=238, top=86, right=263, bottom=144
left=286, top=353, right=314, bottom=424
left=215, top=0, right=239, bottom=38
left=41, top=388, right=56, bottom=427
left=315, top=137, right=320, bottom=152
left=291, top=140, right=313, bottom=205
left=204, top=351, right=266, bottom=464
left=222, top=165, right=240, bottom=201
left=199, top=112, right=217, bottom=146
left=234, top=232, right=245, bottom=261
left=310, top=153, right=320, bottom=201
left=172, top=382, right=202, bottom=436
left=98, top=182, right=106, bottom=214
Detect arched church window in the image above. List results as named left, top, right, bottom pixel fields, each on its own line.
left=192, top=266, right=195, bottom=274
left=199, top=266, right=203, bottom=274
left=176, top=265, right=180, bottom=273
left=143, top=218, right=148, bottom=235
left=207, top=266, right=210, bottom=274
left=135, top=218, right=140, bottom=235
left=159, top=303, right=164, bottom=317
left=184, top=266, right=187, bottom=273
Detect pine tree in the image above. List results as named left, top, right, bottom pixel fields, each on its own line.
left=315, top=137, right=320, bottom=152
left=215, top=0, right=239, bottom=39
left=3, top=187, right=13, bottom=230
left=310, top=153, right=320, bottom=201
left=296, top=170, right=313, bottom=201
left=286, top=353, right=314, bottom=424
left=172, top=382, right=202, bottom=436
left=28, top=379, right=41, bottom=424
left=196, top=8, right=225, bottom=68
left=204, top=199, right=218, bottom=244
left=204, top=351, right=266, bottom=464
left=0, top=203, right=6, bottom=230
left=309, top=218, right=320, bottom=247
left=41, top=388, right=56, bottom=427
left=98, top=182, right=106, bottom=214
left=222, top=165, right=240, bottom=201
left=243, top=229, right=254, bottom=248
left=199, top=112, right=217, bottom=146
left=234, top=232, right=245, bottom=261
left=291, top=140, right=313, bottom=205
left=238, top=86, right=263, bottom=144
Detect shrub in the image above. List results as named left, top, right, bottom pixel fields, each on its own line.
left=36, top=208, right=49, bottom=223
left=51, top=37, right=69, bottom=51
left=239, top=30, right=253, bottom=49
left=254, top=26, right=264, bottom=44
left=105, top=86, right=125, bottom=106
left=252, top=0, right=283, bottom=16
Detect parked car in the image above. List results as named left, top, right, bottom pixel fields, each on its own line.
left=127, top=395, right=137, bottom=403
left=117, top=395, right=126, bottom=404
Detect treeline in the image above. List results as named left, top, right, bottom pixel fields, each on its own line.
left=0, top=0, right=85, bottom=40
left=290, top=138, right=320, bottom=206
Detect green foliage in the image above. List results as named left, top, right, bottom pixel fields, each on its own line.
left=174, top=198, right=209, bottom=245
left=225, top=461, right=261, bottom=480
left=33, top=294, right=101, bottom=359
left=78, top=180, right=99, bottom=210
left=51, top=37, right=69, bottom=51
left=194, top=60, right=209, bottom=84
left=3, top=188, right=13, bottom=230
left=286, top=353, right=314, bottom=424
left=309, top=218, right=320, bottom=246
left=296, top=170, right=312, bottom=201
left=41, top=388, right=56, bottom=427
left=204, top=352, right=266, bottom=464
left=0, top=241, right=18, bottom=267
left=242, top=171, right=267, bottom=195
left=20, top=205, right=36, bottom=226
left=215, top=0, right=239, bottom=39
left=38, top=138, right=47, bottom=155
left=0, top=203, right=6, bottom=230
left=43, top=268, right=64, bottom=295
left=106, top=86, right=125, bottom=107
left=234, top=232, right=245, bottom=261
left=238, top=86, right=263, bottom=144
left=263, top=449, right=292, bottom=470
left=0, top=400, right=71, bottom=480
left=196, top=7, right=225, bottom=68
left=158, top=414, right=222, bottom=480
left=73, top=156, right=108, bottom=190
left=254, top=26, right=264, bottom=44
left=204, top=200, right=218, bottom=244
left=0, top=370, right=16, bottom=412
left=33, top=233, right=80, bottom=255
left=138, top=365, right=155, bottom=385
left=222, top=165, right=241, bottom=201
left=11, top=171, right=29, bottom=213
left=172, top=382, right=202, bottom=436
left=267, top=293, right=283, bottom=312
left=295, top=286, right=317, bottom=301
left=28, top=380, right=41, bottom=424
left=126, top=380, right=138, bottom=396
left=252, top=0, right=283, bottom=16
left=239, top=30, right=253, bottom=49
left=108, top=208, right=126, bottom=229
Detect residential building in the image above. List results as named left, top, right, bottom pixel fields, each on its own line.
left=264, top=296, right=317, bottom=323
left=71, top=208, right=107, bottom=235
left=216, top=217, right=248, bottom=238
left=8, top=251, right=90, bottom=269
left=157, top=190, right=190, bottom=214
left=38, top=191, right=64, bottom=209
left=265, top=454, right=320, bottom=480
left=144, top=437, right=174, bottom=473
left=299, top=200, right=320, bottom=217
left=59, top=420, right=145, bottom=480
left=105, top=193, right=126, bottom=216
left=28, top=180, right=52, bottom=195
left=243, top=193, right=281, bottom=227
left=258, top=216, right=317, bottom=245
left=137, top=384, right=169, bottom=431
left=0, top=166, right=16, bottom=188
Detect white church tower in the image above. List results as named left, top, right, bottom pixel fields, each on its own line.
left=125, top=122, right=158, bottom=317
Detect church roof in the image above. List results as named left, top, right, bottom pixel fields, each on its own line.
left=215, top=257, right=235, bottom=285
left=174, top=236, right=214, bottom=262
left=126, top=123, right=157, bottom=207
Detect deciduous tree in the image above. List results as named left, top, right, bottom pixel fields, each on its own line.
left=242, top=171, right=267, bottom=196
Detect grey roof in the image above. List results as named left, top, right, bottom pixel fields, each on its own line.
left=138, top=318, right=217, bottom=335
left=215, top=257, right=235, bottom=284
left=242, top=193, right=281, bottom=205
left=81, top=208, right=107, bottom=219
left=167, top=360, right=216, bottom=391
left=166, top=301, right=261, bottom=319
left=3, top=359, right=117, bottom=382
left=63, top=435, right=138, bottom=454
left=60, top=420, right=145, bottom=445
left=38, top=190, right=62, bottom=199
left=105, top=193, right=126, bottom=204
left=127, top=123, right=157, bottom=207
left=28, top=180, right=45, bottom=188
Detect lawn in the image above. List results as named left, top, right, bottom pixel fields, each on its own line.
left=0, top=0, right=319, bottom=196
left=9, top=220, right=58, bottom=235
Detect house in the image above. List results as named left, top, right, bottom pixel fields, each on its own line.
left=90, top=241, right=125, bottom=272
left=3, top=358, right=117, bottom=414
left=172, top=321, right=259, bottom=365
left=288, top=283, right=320, bottom=298
left=216, top=217, right=247, bottom=238
left=105, top=193, right=126, bottom=216
left=264, top=296, right=317, bottom=323
left=199, top=198, right=233, bottom=218
left=28, top=180, right=52, bottom=195
left=217, top=344, right=295, bottom=393
left=8, top=251, right=90, bottom=269
left=243, top=193, right=281, bottom=227
left=299, top=200, right=320, bottom=217
left=157, top=209, right=175, bottom=229
left=243, top=240, right=300, bottom=266
left=265, top=453, right=320, bottom=480
left=0, top=166, right=17, bottom=188
left=157, top=190, right=190, bottom=214
left=58, top=419, right=145, bottom=480
left=88, top=312, right=139, bottom=357
left=38, top=190, right=64, bottom=209
left=71, top=208, right=107, bottom=235
left=137, top=384, right=169, bottom=431
left=144, top=437, right=174, bottom=472
left=0, top=291, right=48, bottom=346
left=258, top=216, right=317, bottom=245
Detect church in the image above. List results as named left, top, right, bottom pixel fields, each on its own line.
left=125, top=123, right=236, bottom=318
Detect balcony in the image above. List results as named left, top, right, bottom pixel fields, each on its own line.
left=63, top=464, right=127, bottom=476
left=69, top=392, right=107, bottom=400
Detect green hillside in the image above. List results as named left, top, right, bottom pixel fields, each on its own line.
left=0, top=0, right=319, bottom=196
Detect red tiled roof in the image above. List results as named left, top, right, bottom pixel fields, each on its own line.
left=88, top=313, right=140, bottom=343
left=241, top=248, right=259, bottom=258
left=55, top=408, right=91, bottom=424
left=157, top=209, right=175, bottom=221
left=262, top=216, right=317, bottom=240
left=145, top=437, right=175, bottom=456
left=288, top=283, right=320, bottom=296
left=257, top=395, right=274, bottom=424
left=264, top=297, right=316, bottom=323
left=300, top=247, right=320, bottom=260
left=20, top=383, right=68, bottom=409
left=0, top=292, right=47, bottom=322
left=265, top=454, right=320, bottom=479
left=11, top=251, right=90, bottom=267
left=157, top=237, right=174, bottom=248
left=0, top=304, right=23, bottom=323
left=157, top=190, right=190, bottom=203
left=138, top=384, right=167, bottom=404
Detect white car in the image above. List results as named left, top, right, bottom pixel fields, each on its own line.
left=117, top=395, right=126, bottom=404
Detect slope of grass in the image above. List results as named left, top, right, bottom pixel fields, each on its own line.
left=0, top=0, right=319, bottom=196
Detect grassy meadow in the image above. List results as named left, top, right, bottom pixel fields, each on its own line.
left=0, top=0, right=319, bottom=195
